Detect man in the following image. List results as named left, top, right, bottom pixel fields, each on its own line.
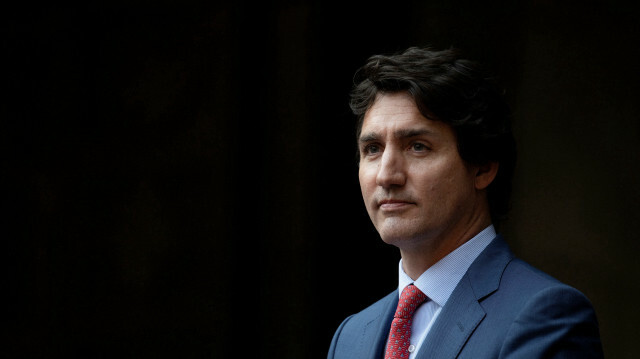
left=328, top=47, right=603, bottom=359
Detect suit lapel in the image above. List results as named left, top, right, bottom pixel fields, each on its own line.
left=415, top=277, right=485, bottom=359
left=414, top=236, right=515, bottom=359
left=364, top=291, right=398, bottom=359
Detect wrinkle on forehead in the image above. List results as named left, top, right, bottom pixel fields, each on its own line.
left=367, top=92, right=421, bottom=118
left=360, top=92, right=445, bottom=142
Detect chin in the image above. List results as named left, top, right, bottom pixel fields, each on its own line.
left=378, top=229, right=422, bottom=248
left=376, top=220, right=437, bottom=249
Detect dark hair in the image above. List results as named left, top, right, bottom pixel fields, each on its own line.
left=350, top=46, right=517, bottom=223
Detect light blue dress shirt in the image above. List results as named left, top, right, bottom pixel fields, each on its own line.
left=396, top=225, right=496, bottom=358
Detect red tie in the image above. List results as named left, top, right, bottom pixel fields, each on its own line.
left=385, top=284, right=427, bottom=359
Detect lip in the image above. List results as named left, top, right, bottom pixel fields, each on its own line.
left=378, top=199, right=415, bottom=211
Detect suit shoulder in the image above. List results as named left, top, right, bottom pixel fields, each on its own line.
left=486, top=256, right=597, bottom=320
left=502, top=257, right=578, bottom=293
left=465, top=256, right=603, bottom=357
left=497, top=261, right=603, bottom=357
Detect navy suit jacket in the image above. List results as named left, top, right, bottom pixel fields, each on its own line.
left=328, top=236, right=603, bottom=358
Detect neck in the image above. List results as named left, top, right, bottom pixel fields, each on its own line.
left=399, top=212, right=492, bottom=280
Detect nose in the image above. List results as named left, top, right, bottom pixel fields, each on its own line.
left=376, top=147, right=406, bottom=188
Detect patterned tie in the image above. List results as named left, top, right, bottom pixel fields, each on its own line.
left=385, top=284, right=427, bottom=359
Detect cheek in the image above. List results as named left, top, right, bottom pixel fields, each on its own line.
left=358, top=174, right=373, bottom=207
left=413, top=163, right=468, bottom=201
left=359, top=167, right=376, bottom=191
left=438, top=167, right=476, bottom=204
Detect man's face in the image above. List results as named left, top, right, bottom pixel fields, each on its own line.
left=358, top=92, right=482, bottom=249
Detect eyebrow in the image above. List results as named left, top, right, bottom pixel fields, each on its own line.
left=358, top=128, right=435, bottom=144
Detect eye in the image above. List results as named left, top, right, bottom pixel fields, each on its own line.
left=411, top=143, right=430, bottom=152
left=363, top=144, right=381, bottom=155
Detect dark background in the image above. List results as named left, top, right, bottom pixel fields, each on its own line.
left=4, top=0, right=639, bottom=357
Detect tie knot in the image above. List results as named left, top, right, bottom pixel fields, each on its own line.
left=395, top=284, right=427, bottom=319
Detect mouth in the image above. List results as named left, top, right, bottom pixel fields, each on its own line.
left=377, top=199, right=415, bottom=211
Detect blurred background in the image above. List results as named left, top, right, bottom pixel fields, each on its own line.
left=4, top=0, right=639, bottom=357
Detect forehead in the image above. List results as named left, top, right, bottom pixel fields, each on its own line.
left=366, top=91, right=420, bottom=116
left=361, top=92, right=447, bottom=136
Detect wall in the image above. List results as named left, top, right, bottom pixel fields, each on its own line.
left=4, top=1, right=638, bottom=357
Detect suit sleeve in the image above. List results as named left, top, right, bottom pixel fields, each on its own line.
left=499, top=285, right=604, bottom=358
left=327, top=315, right=354, bottom=359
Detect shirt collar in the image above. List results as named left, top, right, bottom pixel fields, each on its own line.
left=398, top=225, right=496, bottom=307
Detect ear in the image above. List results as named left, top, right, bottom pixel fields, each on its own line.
left=474, top=161, right=499, bottom=190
